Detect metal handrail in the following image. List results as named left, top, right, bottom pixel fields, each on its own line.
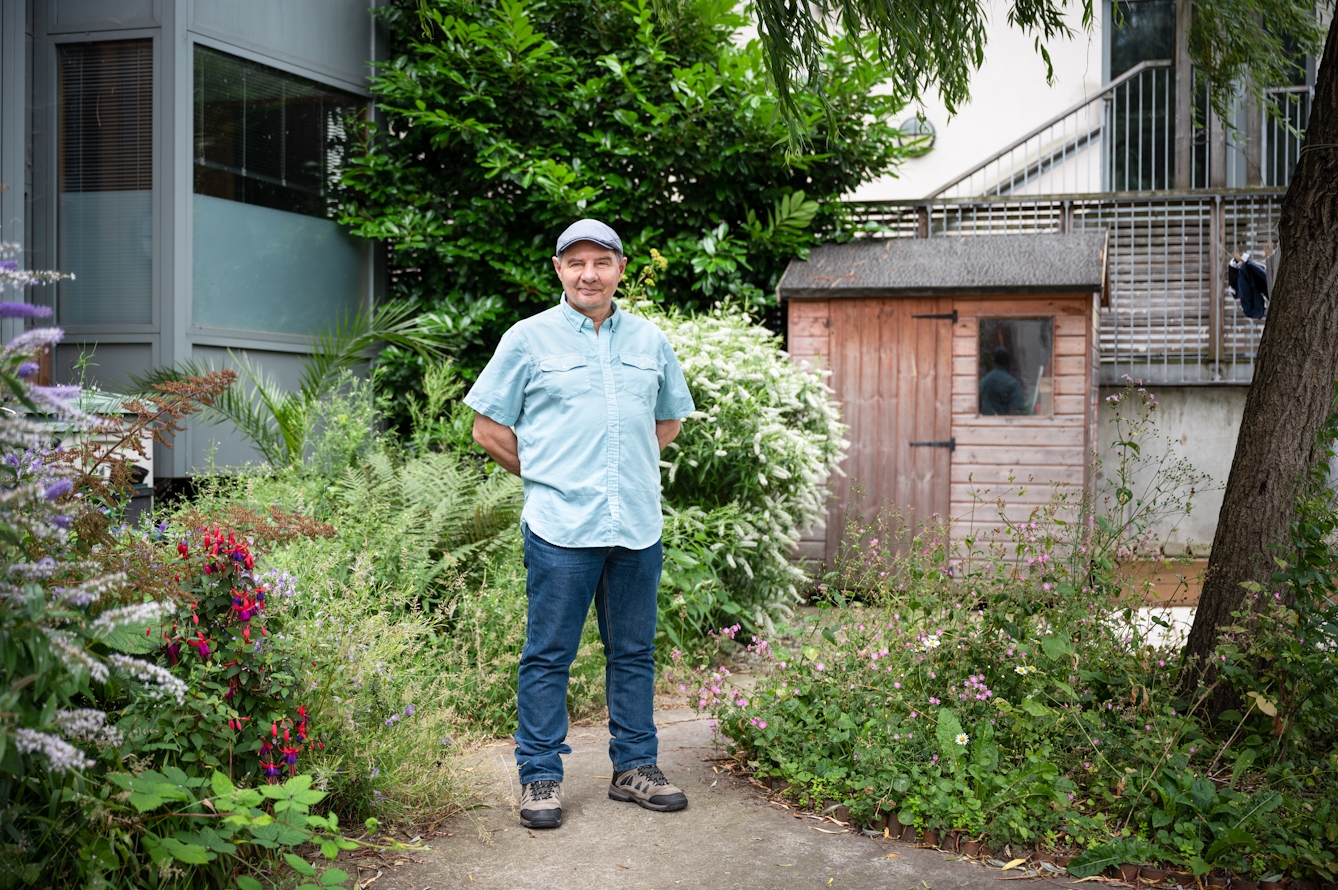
left=927, top=59, right=1174, bottom=198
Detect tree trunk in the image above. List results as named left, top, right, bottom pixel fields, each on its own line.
left=1182, top=26, right=1338, bottom=710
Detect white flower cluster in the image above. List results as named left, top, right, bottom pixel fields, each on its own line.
left=108, top=654, right=188, bottom=705
left=52, top=708, right=124, bottom=745
left=43, top=627, right=109, bottom=683
left=637, top=302, right=847, bottom=622
left=89, top=600, right=171, bottom=639
left=14, top=728, right=95, bottom=773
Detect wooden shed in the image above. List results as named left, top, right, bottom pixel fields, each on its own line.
left=778, top=232, right=1109, bottom=562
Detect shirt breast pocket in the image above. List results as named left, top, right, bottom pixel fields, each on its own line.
left=619, top=353, right=661, bottom=406
left=538, top=353, right=592, bottom=399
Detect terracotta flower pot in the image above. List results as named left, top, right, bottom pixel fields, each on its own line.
left=1231, top=881, right=1259, bottom=890
left=886, top=814, right=904, bottom=836
left=1120, top=864, right=1143, bottom=884
left=1290, top=882, right=1316, bottom=890
left=961, top=841, right=984, bottom=857
left=900, top=825, right=916, bottom=843
left=923, top=830, right=941, bottom=847
left=1207, top=878, right=1229, bottom=888
left=1141, top=868, right=1168, bottom=884
left=834, top=805, right=852, bottom=824
left=1170, top=872, right=1195, bottom=887
left=1260, top=881, right=1286, bottom=890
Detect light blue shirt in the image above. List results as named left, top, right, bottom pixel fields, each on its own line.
left=464, top=297, right=695, bottom=550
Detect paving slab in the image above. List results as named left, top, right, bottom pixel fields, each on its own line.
left=369, top=708, right=1065, bottom=890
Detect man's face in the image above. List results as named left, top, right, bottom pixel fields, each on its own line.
left=552, top=241, right=628, bottom=315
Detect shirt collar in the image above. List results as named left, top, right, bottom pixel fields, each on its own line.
left=559, top=294, right=619, bottom=333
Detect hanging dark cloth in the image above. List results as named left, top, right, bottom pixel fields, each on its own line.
left=1228, top=255, right=1268, bottom=320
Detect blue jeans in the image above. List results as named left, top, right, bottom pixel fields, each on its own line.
left=515, top=526, right=661, bottom=784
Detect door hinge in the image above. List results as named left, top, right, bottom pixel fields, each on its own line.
left=910, top=438, right=956, bottom=452
left=912, top=310, right=959, bottom=323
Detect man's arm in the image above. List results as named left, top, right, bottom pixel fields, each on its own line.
left=473, top=412, right=522, bottom=476
left=656, top=418, right=681, bottom=451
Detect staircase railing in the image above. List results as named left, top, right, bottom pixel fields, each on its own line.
left=930, top=60, right=1174, bottom=198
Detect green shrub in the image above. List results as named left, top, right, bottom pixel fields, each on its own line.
left=633, top=299, right=845, bottom=642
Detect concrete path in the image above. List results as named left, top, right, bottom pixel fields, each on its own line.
left=365, top=708, right=1064, bottom=890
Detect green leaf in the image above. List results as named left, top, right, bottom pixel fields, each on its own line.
left=212, top=770, right=237, bottom=798
left=319, top=869, right=351, bottom=886
left=98, top=620, right=162, bottom=654
left=157, top=837, right=215, bottom=865
left=1020, top=698, right=1054, bottom=718
left=284, top=853, right=317, bottom=877
left=822, top=627, right=838, bottom=645
left=1040, top=636, right=1072, bottom=660
left=1068, top=838, right=1157, bottom=878
left=1204, top=828, right=1254, bottom=864
left=935, top=708, right=965, bottom=760
left=321, top=840, right=339, bottom=860
left=235, top=877, right=263, bottom=890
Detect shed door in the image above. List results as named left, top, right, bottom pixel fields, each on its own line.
left=825, top=298, right=953, bottom=559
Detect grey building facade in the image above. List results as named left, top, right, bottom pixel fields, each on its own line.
left=1, top=0, right=384, bottom=479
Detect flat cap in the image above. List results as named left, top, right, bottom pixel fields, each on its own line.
left=556, top=219, right=623, bottom=256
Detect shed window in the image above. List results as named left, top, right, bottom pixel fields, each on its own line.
left=978, top=318, right=1054, bottom=416
left=58, top=40, right=154, bottom=326
left=192, top=46, right=367, bottom=336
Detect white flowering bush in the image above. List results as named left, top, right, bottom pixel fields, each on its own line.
left=632, top=301, right=845, bottom=641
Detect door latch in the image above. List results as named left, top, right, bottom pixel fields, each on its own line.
left=909, top=438, right=956, bottom=452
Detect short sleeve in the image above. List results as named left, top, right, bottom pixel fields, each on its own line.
left=655, top=335, right=695, bottom=421
left=463, top=328, right=532, bottom=427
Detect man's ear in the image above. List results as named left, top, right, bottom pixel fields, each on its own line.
left=552, top=255, right=562, bottom=277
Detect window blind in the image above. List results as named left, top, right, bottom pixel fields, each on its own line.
left=58, top=39, right=153, bottom=326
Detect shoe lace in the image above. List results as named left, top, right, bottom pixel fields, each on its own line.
left=634, top=764, right=670, bottom=786
left=526, top=780, right=559, bottom=801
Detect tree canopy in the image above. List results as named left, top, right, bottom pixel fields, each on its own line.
left=341, top=0, right=910, bottom=377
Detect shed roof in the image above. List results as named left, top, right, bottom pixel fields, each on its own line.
left=777, top=232, right=1109, bottom=299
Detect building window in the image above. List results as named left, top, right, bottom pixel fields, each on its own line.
left=978, top=318, right=1054, bottom=416
left=192, top=45, right=366, bottom=336
left=58, top=40, right=154, bottom=326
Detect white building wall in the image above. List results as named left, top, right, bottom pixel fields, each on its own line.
left=850, top=6, right=1105, bottom=201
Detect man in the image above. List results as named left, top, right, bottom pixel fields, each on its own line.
left=464, top=219, right=696, bottom=830
left=979, top=345, right=1028, bottom=415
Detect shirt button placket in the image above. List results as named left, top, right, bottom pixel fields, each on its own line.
left=602, top=325, right=620, bottom=544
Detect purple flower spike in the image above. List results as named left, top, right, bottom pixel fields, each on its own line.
left=0, top=261, right=17, bottom=271
left=52, top=515, right=71, bottom=529
left=16, top=361, right=38, bottom=378
left=404, top=704, right=415, bottom=716
left=43, top=479, right=73, bottom=500
left=0, top=302, right=53, bottom=319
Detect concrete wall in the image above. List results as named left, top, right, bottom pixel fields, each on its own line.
left=848, top=5, right=1105, bottom=202
left=1094, top=385, right=1246, bottom=553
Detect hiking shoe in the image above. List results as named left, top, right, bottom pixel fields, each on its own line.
left=519, top=780, right=562, bottom=829
left=609, top=764, right=688, bottom=812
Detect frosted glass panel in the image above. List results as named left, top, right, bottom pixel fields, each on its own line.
left=59, top=191, right=153, bottom=325
left=192, top=193, right=364, bottom=335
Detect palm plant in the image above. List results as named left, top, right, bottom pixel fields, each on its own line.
left=133, top=301, right=446, bottom=468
